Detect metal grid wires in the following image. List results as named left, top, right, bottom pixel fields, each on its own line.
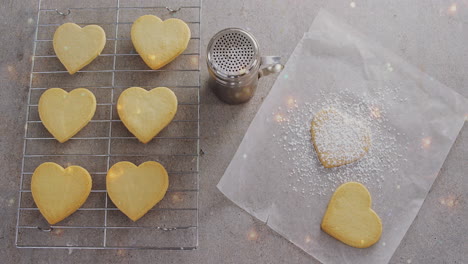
left=15, top=0, right=201, bottom=250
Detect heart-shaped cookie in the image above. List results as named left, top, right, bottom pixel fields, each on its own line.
left=107, top=161, right=169, bottom=221
left=117, top=87, right=177, bottom=143
left=53, top=23, right=106, bottom=74
left=39, top=88, right=96, bottom=143
left=311, top=108, right=371, bottom=168
left=321, top=182, right=382, bottom=248
left=31, top=162, right=92, bottom=225
left=131, top=15, right=191, bottom=70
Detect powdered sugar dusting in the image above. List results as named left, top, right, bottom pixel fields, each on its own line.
left=273, top=86, right=408, bottom=196
left=312, top=107, right=371, bottom=168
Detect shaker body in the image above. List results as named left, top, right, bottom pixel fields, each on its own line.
left=206, top=28, right=261, bottom=104
left=209, top=72, right=259, bottom=104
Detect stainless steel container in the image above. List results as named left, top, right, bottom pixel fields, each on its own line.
left=207, top=28, right=283, bottom=104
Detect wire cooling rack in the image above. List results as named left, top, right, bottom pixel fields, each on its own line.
left=15, top=0, right=201, bottom=250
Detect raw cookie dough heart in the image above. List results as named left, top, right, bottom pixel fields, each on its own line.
left=53, top=23, right=106, bottom=74
left=321, top=182, right=382, bottom=248
left=107, top=161, right=169, bottom=221
left=31, top=162, right=92, bottom=225
left=117, top=87, right=177, bottom=143
left=39, top=88, right=96, bottom=143
left=131, top=15, right=191, bottom=70
left=311, top=108, right=371, bottom=168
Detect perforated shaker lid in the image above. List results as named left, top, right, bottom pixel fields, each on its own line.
left=207, top=28, right=260, bottom=80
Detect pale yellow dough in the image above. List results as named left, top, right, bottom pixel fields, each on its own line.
left=38, top=88, right=96, bottom=143
left=53, top=23, right=106, bottom=74
left=321, top=182, right=382, bottom=248
left=311, top=108, right=371, bottom=168
left=31, top=162, right=92, bottom=225
left=131, top=15, right=191, bottom=70
left=117, top=87, right=178, bottom=143
left=107, top=161, right=169, bottom=221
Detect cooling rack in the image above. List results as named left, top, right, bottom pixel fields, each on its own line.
left=15, top=0, right=201, bottom=250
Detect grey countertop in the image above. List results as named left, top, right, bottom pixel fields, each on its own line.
left=0, top=0, right=466, bottom=263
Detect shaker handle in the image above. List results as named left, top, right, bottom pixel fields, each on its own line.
left=259, top=56, right=284, bottom=78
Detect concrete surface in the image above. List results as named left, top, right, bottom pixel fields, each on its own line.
left=0, top=0, right=466, bottom=263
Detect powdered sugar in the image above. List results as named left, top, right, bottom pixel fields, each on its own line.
left=274, top=87, right=408, bottom=196
left=311, top=107, right=371, bottom=168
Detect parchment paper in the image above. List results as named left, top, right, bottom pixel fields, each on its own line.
left=217, top=10, right=467, bottom=264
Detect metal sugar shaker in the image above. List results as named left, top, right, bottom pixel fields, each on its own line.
left=207, top=28, right=284, bottom=104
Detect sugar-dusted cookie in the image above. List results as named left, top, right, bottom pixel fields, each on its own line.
left=321, top=182, right=382, bottom=248
left=311, top=108, right=371, bottom=168
left=107, top=161, right=169, bottom=221
left=31, top=162, right=92, bottom=225
left=131, top=15, right=191, bottom=70
left=117, top=87, right=178, bottom=143
left=53, top=23, right=106, bottom=74
left=38, top=88, right=96, bottom=143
